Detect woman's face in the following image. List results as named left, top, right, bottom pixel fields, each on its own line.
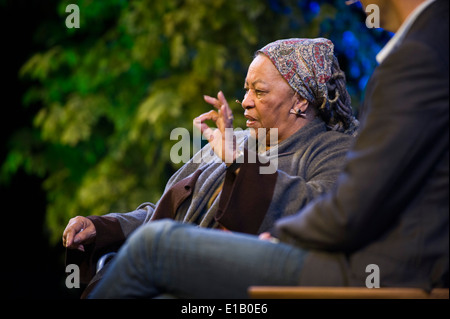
left=242, top=54, right=303, bottom=143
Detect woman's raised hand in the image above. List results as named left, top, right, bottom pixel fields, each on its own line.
left=194, top=91, right=237, bottom=165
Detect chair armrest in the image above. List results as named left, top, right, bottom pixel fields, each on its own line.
left=247, top=286, right=449, bottom=299
left=96, top=252, right=117, bottom=273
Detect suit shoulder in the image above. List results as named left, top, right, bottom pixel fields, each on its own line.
left=405, top=0, right=449, bottom=64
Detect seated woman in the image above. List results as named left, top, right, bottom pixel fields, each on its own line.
left=63, top=37, right=358, bottom=295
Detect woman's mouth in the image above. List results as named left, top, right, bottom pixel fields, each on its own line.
left=244, top=114, right=258, bottom=127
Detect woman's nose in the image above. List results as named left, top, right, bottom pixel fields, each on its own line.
left=240, top=92, right=254, bottom=109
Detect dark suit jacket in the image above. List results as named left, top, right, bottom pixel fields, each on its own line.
left=275, top=0, right=449, bottom=289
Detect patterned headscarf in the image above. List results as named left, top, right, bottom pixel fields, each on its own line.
left=257, top=38, right=335, bottom=107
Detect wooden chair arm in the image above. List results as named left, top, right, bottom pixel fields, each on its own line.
left=248, top=286, right=449, bottom=299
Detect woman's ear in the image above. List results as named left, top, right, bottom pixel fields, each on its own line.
left=290, top=94, right=310, bottom=119
left=295, top=97, right=309, bottom=113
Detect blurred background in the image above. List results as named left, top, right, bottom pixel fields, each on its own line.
left=1, top=0, right=390, bottom=299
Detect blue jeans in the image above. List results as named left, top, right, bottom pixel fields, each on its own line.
left=89, top=219, right=308, bottom=298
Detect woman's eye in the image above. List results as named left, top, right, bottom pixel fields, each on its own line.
left=243, top=88, right=266, bottom=98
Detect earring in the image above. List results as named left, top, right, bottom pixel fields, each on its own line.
left=290, top=108, right=307, bottom=118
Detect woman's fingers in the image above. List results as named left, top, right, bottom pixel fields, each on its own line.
left=203, top=94, right=221, bottom=109
left=194, top=110, right=218, bottom=141
left=194, top=110, right=219, bottom=130
left=197, top=91, right=237, bottom=164
left=62, top=216, right=96, bottom=251
left=204, top=92, right=234, bottom=129
left=218, top=91, right=234, bottom=126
